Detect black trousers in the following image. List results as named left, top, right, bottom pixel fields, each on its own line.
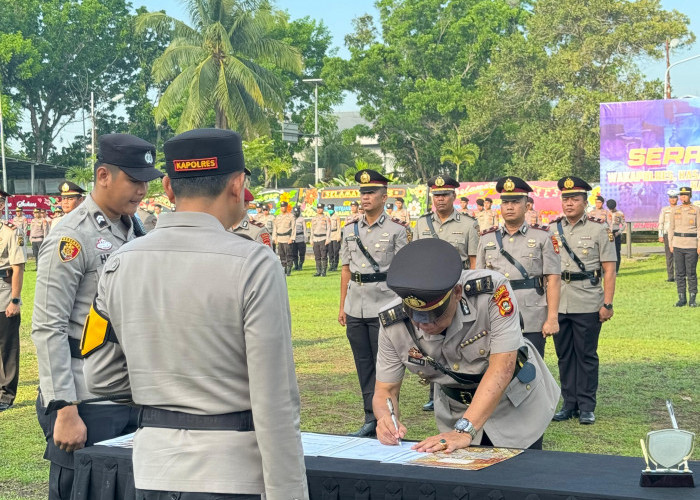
left=674, top=247, right=698, bottom=294
left=277, top=242, right=293, bottom=268
left=328, top=240, right=341, bottom=265
left=613, top=233, right=622, bottom=272
left=36, top=393, right=138, bottom=500
left=136, top=490, right=260, bottom=500
left=664, top=234, right=674, bottom=280
left=31, top=240, right=43, bottom=268
left=291, top=242, right=306, bottom=268
left=345, top=315, right=379, bottom=423
left=0, top=313, right=20, bottom=404
left=553, top=312, right=602, bottom=413
left=313, top=241, right=328, bottom=267
left=523, top=331, right=546, bottom=358
left=481, top=430, right=543, bottom=451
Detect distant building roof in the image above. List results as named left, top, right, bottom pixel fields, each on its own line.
left=335, top=111, right=372, bottom=132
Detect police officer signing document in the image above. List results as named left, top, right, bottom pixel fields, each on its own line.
left=374, top=239, right=559, bottom=451
left=32, top=134, right=163, bottom=500
left=82, top=129, right=308, bottom=500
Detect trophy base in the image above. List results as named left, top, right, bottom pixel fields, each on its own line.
left=640, top=471, right=694, bottom=488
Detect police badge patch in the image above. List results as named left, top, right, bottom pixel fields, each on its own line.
left=58, top=237, right=81, bottom=262
left=17, top=236, right=24, bottom=247
left=492, top=284, right=514, bottom=317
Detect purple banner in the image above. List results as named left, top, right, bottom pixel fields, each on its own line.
left=600, top=98, right=700, bottom=222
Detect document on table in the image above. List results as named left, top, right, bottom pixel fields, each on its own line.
left=304, top=433, right=425, bottom=464
left=95, top=432, right=135, bottom=448
left=407, top=446, right=523, bottom=470
left=301, top=432, right=357, bottom=456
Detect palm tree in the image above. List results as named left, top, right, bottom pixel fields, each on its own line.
left=440, top=132, right=480, bottom=182
left=137, top=0, right=302, bottom=135
left=266, top=157, right=292, bottom=189
left=66, top=166, right=94, bottom=191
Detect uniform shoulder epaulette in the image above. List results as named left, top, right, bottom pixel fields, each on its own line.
left=463, top=276, right=494, bottom=296
left=390, top=216, right=408, bottom=227
left=249, top=219, right=264, bottom=228
left=479, top=226, right=498, bottom=236
left=419, top=212, right=432, bottom=218
left=378, top=303, right=408, bottom=328
left=462, top=212, right=476, bottom=220
left=529, top=223, right=550, bottom=231
left=587, top=215, right=605, bottom=224
left=2, top=220, right=16, bottom=229
left=551, top=215, right=565, bottom=224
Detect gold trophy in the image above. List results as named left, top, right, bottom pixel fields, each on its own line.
left=640, top=400, right=695, bottom=487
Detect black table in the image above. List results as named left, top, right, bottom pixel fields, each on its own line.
left=73, top=445, right=698, bottom=500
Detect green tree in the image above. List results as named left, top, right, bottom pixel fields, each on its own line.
left=137, top=0, right=302, bottom=135
left=66, top=166, right=94, bottom=190
left=440, top=132, right=479, bottom=182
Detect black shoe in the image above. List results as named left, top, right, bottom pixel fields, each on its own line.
left=579, top=411, right=596, bottom=425
left=552, top=408, right=580, bottom=421
left=422, top=400, right=434, bottom=411
left=348, top=421, right=376, bottom=437
left=0, top=402, right=13, bottom=412
left=675, top=293, right=687, bottom=307
left=667, top=278, right=675, bottom=282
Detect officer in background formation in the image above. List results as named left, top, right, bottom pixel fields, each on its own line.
left=51, top=181, right=86, bottom=229
left=459, top=196, right=470, bottom=216
left=551, top=176, right=617, bottom=426
left=273, top=201, right=295, bottom=276
left=338, top=169, right=409, bottom=437
left=669, top=186, right=700, bottom=307
left=326, top=203, right=342, bottom=272
left=12, top=207, right=28, bottom=237
left=475, top=198, right=498, bottom=230
left=0, top=189, right=27, bottom=412
left=658, top=190, right=678, bottom=282
left=252, top=202, right=264, bottom=221
left=136, top=205, right=158, bottom=232
left=373, top=239, right=559, bottom=451
left=525, top=196, right=539, bottom=225
left=393, top=197, right=410, bottom=224
left=476, top=177, right=561, bottom=357
left=81, top=128, right=308, bottom=500
left=310, top=203, right=331, bottom=277
left=606, top=199, right=624, bottom=272
left=232, top=188, right=272, bottom=248
left=345, top=200, right=360, bottom=224
left=32, top=134, right=162, bottom=500
left=291, top=205, right=308, bottom=270
left=588, top=195, right=610, bottom=223
left=30, top=207, right=50, bottom=268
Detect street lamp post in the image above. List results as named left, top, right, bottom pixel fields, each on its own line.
left=302, top=78, right=323, bottom=185
left=0, top=93, right=7, bottom=219
left=664, top=49, right=700, bottom=100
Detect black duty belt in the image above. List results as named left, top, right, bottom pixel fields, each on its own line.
left=351, top=272, right=387, bottom=284
left=0, top=268, right=12, bottom=278
left=561, top=269, right=601, bottom=283
left=510, top=276, right=545, bottom=294
left=277, top=230, right=292, bottom=236
left=313, top=233, right=327, bottom=237
left=138, top=406, right=254, bottom=431
left=674, top=232, right=697, bottom=237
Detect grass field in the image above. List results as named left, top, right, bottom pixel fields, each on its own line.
left=1, top=248, right=699, bottom=499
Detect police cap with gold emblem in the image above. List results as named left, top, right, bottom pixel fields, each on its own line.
left=680, top=186, right=692, bottom=196
left=557, top=176, right=593, bottom=198
left=495, top=176, right=532, bottom=199
left=97, top=134, right=162, bottom=182
left=355, top=169, right=390, bottom=193
left=59, top=181, right=86, bottom=198
left=350, top=200, right=359, bottom=207
left=387, top=239, right=462, bottom=323
left=427, top=174, right=459, bottom=194
left=165, top=128, right=247, bottom=179
left=317, top=203, right=325, bottom=209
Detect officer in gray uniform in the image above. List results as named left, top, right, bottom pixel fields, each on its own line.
left=310, top=203, right=331, bottom=277
left=32, top=134, right=162, bottom=500
left=327, top=203, right=342, bottom=271
left=232, top=189, right=272, bottom=248
left=0, top=190, right=27, bottom=412
left=669, top=186, right=700, bottom=306
left=476, top=176, right=561, bottom=357
left=374, top=239, right=559, bottom=451
left=338, top=169, right=409, bottom=437
left=658, top=190, right=678, bottom=282
left=551, top=176, right=617, bottom=426
left=274, top=202, right=295, bottom=276
left=82, top=128, right=308, bottom=500
left=291, top=205, right=308, bottom=270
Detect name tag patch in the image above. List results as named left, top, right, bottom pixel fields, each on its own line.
left=407, top=346, right=425, bottom=366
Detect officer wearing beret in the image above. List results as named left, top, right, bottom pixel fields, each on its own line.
left=476, top=197, right=498, bottom=231
left=669, top=186, right=700, bottom=306
left=459, top=196, right=470, bottom=216
left=32, top=134, right=162, bottom=500
left=291, top=205, right=308, bottom=270
left=0, top=189, right=27, bottom=412
left=345, top=200, right=360, bottom=225
left=606, top=199, right=624, bottom=272
left=476, top=177, right=561, bottom=357
left=374, top=239, right=560, bottom=451
left=659, top=190, right=679, bottom=282
left=82, top=128, right=308, bottom=500
left=588, top=195, right=611, bottom=224
left=339, top=169, right=409, bottom=437
left=327, top=203, right=342, bottom=271
left=393, top=197, right=410, bottom=224
left=525, top=196, right=539, bottom=225
left=551, top=177, right=617, bottom=425
left=274, top=201, right=295, bottom=276
left=311, top=203, right=331, bottom=277
left=232, top=188, right=272, bottom=248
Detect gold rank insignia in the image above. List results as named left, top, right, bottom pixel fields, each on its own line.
left=360, top=171, right=371, bottom=183
left=61, top=183, right=70, bottom=193
left=527, top=238, right=536, bottom=247
left=564, top=178, right=574, bottom=189
left=503, top=178, right=515, bottom=192
left=435, top=176, right=445, bottom=187
left=405, top=296, right=427, bottom=308
left=608, top=229, right=614, bottom=242
left=17, top=236, right=24, bottom=247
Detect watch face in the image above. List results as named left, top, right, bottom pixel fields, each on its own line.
left=455, top=418, right=469, bottom=431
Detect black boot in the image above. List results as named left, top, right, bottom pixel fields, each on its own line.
left=313, top=262, right=321, bottom=277
left=690, top=293, right=697, bottom=307
left=286, top=264, right=292, bottom=276
left=321, top=263, right=327, bottom=277
left=675, top=293, right=687, bottom=307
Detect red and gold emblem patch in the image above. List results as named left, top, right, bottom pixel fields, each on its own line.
left=551, top=235, right=559, bottom=254
left=261, top=232, right=272, bottom=248
left=492, top=284, right=514, bottom=317
left=58, top=237, right=81, bottom=262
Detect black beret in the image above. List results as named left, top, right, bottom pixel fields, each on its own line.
left=59, top=181, right=86, bottom=197
left=256, top=202, right=263, bottom=208
left=428, top=175, right=459, bottom=194
left=476, top=199, right=484, bottom=206
left=262, top=204, right=270, bottom=210
left=595, top=195, right=605, bottom=202
left=495, top=176, right=532, bottom=198
left=557, top=176, right=592, bottom=197
left=484, top=197, right=493, bottom=203
left=356, top=169, right=390, bottom=193
left=280, top=201, right=288, bottom=208
left=396, top=197, right=404, bottom=203
left=460, top=197, right=469, bottom=203
left=97, top=134, right=162, bottom=182
left=387, top=239, right=462, bottom=323
left=328, top=203, right=335, bottom=210
left=164, top=128, right=246, bottom=179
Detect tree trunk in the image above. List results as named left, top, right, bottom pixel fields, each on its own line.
left=215, top=106, right=228, bottom=129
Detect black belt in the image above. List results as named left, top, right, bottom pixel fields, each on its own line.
left=138, top=406, right=255, bottom=431
left=0, top=268, right=11, bottom=278
left=68, top=332, right=119, bottom=359
left=277, top=230, right=292, bottom=236
left=509, top=276, right=544, bottom=292
left=561, top=269, right=601, bottom=284
left=674, top=232, right=697, bottom=237
left=313, top=234, right=327, bottom=237
left=351, top=272, right=387, bottom=283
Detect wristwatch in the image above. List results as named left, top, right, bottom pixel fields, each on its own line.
left=454, top=417, right=477, bottom=439
left=10, top=298, right=20, bottom=305
left=603, top=303, right=613, bottom=310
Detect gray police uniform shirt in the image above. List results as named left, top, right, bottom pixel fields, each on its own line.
left=376, top=270, right=560, bottom=448
left=0, top=221, right=27, bottom=307
left=32, top=194, right=135, bottom=403
left=293, top=215, right=308, bottom=243
left=340, top=212, right=409, bottom=318
left=329, top=213, right=342, bottom=242
left=82, top=212, right=308, bottom=499
left=413, top=210, right=479, bottom=266
left=137, top=207, right=157, bottom=232
left=476, top=223, right=560, bottom=333
left=232, top=214, right=272, bottom=248
left=658, top=205, right=673, bottom=238
left=310, top=215, right=331, bottom=244
left=552, top=216, right=617, bottom=314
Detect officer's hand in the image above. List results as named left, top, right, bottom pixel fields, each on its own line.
left=54, top=406, right=88, bottom=453
left=376, top=414, right=406, bottom=446
left=658, top=237, right=664, bottom=243
left=338, top=309, right=346, bottom=326
left=598, top=306, right=614, bottom=323
left=542, top=317, right=559, bottom=337
left=413, top=431, right=472, bottom=453
left=5, top=302, right=20, bottom=317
